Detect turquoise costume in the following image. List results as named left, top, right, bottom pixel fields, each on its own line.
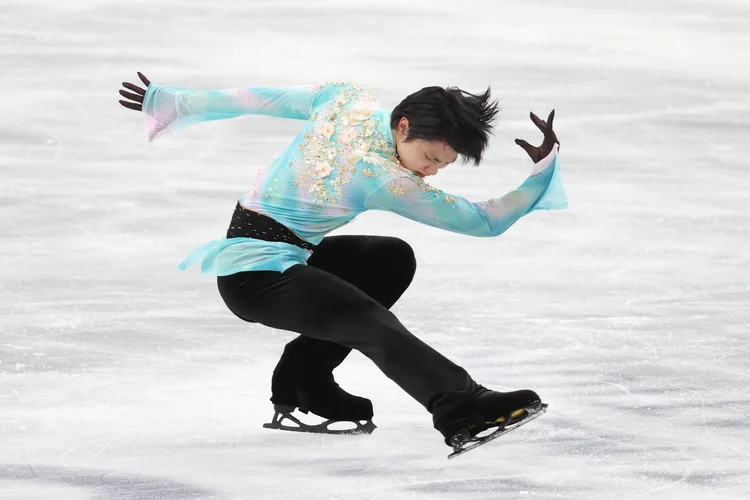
left=140, top=82, right=568, bottom=276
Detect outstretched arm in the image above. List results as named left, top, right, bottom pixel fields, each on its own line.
left=118, top=72, right=340, bottom=142
left=364, top=111, right=567, bottom=237
left=365, top=145, right=566, bottom=237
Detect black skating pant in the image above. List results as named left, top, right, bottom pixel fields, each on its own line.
left=216, top=235, right=482, bottom=424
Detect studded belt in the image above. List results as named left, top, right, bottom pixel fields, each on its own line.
left=226, top=202, right=317, bottom=252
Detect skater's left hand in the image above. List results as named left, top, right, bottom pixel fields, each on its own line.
left=118, top=72, right=151, bottom=112
left=515, top=110, right=560, bottom=163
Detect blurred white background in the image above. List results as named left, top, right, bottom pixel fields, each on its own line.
left=1, top=0, right=749, bottom=498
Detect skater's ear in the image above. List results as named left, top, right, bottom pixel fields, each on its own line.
left=396, top=117, right=410, bottom=139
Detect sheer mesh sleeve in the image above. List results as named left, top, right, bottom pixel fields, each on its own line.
left=364, top=145, right=567, bottom=237
left=141, top=83, right=343, bottom=142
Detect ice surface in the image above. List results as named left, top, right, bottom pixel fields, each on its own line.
left=1, top=0, right=749, bottom=499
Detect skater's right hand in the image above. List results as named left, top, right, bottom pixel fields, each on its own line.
left=118, top=72, right=151, bottom=112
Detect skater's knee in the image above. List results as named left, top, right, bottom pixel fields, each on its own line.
left=361, top=237, right=416, bottom=308
left=382, top=237, right=417, bottom=281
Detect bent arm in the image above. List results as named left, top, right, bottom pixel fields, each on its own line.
left=364, top=145, right=567, bottom=237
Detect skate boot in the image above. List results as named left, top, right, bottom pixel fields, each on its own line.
left=434, top=388, right=547, bottom=458
left=263, top=337, right=375, bottom=435
left=264, top=372, right=376, bottom=435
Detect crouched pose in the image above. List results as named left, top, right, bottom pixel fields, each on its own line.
left=118, top=72, right=567, bottom=454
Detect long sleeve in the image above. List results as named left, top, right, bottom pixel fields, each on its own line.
left=363, top=144, right=567, bottom=237
left=141, top=83, right=344, bottom=142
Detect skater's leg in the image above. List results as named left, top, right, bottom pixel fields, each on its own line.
left=273, top=235, right=417, bottom=385
left=307, top=235, right=417, bottom=308
left=270, top=333, right=374, bottom=421
left=217, top=264, right=480, bottom=421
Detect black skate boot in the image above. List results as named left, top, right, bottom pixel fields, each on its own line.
left=434, top=388, right=547, bottom=458
left=263, top=337, right=376, bottom=435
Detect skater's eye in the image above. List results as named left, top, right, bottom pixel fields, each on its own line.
left=426, top=153, right=451, bottom=166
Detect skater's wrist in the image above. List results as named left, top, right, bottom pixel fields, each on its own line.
left=531, top=144, right=558, bottom=175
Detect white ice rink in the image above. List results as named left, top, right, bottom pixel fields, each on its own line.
left=2, top=0, right=749, bottom=498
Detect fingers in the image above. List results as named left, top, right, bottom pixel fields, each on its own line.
left=137, top=72, right=151, bottom=87
left=545, top=110, right=559, bottom=147
left=515, top=138, right=539, bottom=162
left=118, top=72, right=150, bottom=112
left=514, top=138, right=532, bottom=150
left=122, top=81, right=146, bottom=96
left=119, top=100, right=142, bottom=111
left=119, top=89, right=143, bottom=103
left=530, top=110, right=556, bottom=133
left=530, top=112, right=547, bottom=133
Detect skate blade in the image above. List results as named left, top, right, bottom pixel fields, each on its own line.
left=447, top=403, right=548, bottom=460
left=263, top=410, right=376, bottom=435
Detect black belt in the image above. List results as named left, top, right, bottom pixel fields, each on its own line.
left=226, top=202, right=317, bottom=252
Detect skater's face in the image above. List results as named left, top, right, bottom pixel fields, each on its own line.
left=393, top=117, right=458, bottom=178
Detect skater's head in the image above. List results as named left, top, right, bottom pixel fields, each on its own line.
left=390, top=85, right=499, bottom=177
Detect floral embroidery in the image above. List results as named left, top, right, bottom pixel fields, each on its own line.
left=355, top=138, right=373, bottom=154
left=362, top=120, right=376, bottom=137
left=338, top=126, right=357, bottom=144
left=386, top=179, right=412, bottom=197
left=318, top=122, right=335, bottom=140
left=418, top=179, right=442, bottom=195
left=314, top=162, right=333, bottom=178
left=288, top=83, right=395, bottom=210
left=349, top=102, right=374, bottom=122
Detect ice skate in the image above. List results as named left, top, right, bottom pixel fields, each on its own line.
left=434, top=389, right=547, bottom=459
left=263, top=372, right=376, bottom=435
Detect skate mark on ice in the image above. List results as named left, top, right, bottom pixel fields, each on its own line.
left=626, top=468, right=746, bottom=489
left=402, top=475, right=591, bottom=498
left=0, top=463, right=222, bottom=499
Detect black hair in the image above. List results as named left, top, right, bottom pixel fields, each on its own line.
left=390, top=85, right=499, bottom=165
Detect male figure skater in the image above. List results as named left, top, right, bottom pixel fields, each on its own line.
left=119, top=72, right=566, bottom=454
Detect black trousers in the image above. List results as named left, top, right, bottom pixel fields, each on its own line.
left=216, top=235, right=481, bottom=423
